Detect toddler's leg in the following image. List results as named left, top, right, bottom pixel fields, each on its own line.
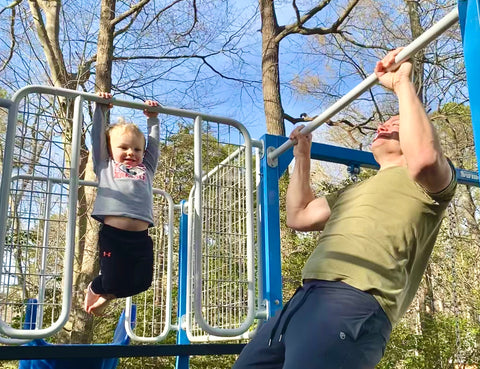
left=87, top=225, right=153, bottom=303
left=84, top=282, right=114, bottom=316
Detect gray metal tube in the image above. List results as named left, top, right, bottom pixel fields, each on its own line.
left=0, top=99, right=19, bottom=304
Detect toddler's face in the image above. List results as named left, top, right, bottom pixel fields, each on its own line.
left=109, top=128, right=145, bottom=167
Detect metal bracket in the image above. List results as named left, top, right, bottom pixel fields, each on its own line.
left=266, top=146, right=278, bottom=168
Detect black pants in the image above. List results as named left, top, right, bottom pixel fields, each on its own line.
left=233, top=280, right=392, bottom=369
left=91, top=224, right=154, bottom=298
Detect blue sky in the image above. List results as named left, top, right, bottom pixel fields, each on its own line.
left=0, top=0, right=466, bottom=146
left=0, top=0, right=381, bottom=143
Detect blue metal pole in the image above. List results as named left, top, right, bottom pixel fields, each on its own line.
left=459, top=0, right=480, bottom=184
left=175, top=200, right=190, bottom=369
left=259, top=135, right=293, bottom=319
left=23, top=299, right=38, bottom=330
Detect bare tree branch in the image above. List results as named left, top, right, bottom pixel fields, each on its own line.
left=27, top=0, right=69, bottom=86
left=276, top=0, right=359, bottom=41
left=338, top=31, right=390, bottom=51
left=112, top=53, right=258, bottom=85
left=285, top=112, right=376, bottom=136
left=140, top=0, right=184, bottom=32
left=0, top=4, right=17, bottom=73
left=331, top=34, right=385, bottom=121
left=288, top=0, right=331, bottom=34
left=0, top=0, right=22, bottom=16
left=112, top=0, right=151, bottom=27
left=113, top=9, right=140, bottom=38
left=284, top=112, right=310, bottom=124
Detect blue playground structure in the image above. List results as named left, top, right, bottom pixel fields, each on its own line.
left=0, top=1, right=479, bottom=368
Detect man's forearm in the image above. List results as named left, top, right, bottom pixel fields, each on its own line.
left=286, top=156, right=316, bottom=222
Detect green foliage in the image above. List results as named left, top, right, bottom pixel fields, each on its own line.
left=155, top=122, right=231, bottom=203
left=190, top=354, right=239, bottom=368
left=432, top=103, right=475, bottom=171
left=0, top=362, right=19, bottom=369
left=119, top=354, right=175, bottom=368
left=378, top=314, right=480, bottom=369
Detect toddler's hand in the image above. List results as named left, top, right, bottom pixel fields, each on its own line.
left=144, top=100, right=160, bottom=118
left=96, top=92, right=113, bottom=109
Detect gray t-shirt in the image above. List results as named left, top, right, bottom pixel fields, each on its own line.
left=91, top=104, right=160, bottom=226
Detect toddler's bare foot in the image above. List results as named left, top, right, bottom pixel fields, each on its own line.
left=84, top=283, right=114, bottom=316
left=88, top=295, right=112, bottom=316
left=84, top=282, right=99, bottom=312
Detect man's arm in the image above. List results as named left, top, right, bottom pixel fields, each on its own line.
left=375, top=48, right=452, bottom=193
left=286, top=125, right=331, bottom=232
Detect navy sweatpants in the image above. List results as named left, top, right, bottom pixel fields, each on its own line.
left=233, top=280, right=392, bottom=369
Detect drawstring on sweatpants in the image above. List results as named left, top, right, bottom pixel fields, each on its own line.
left=268, top=283, right=316, bottom=346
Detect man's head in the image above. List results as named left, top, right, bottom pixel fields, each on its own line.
left=106, top=121, right=146, bottom=167
left=371, top=115, right=404, bottom=166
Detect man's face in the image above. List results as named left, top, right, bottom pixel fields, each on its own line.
left=372, top=115, right=400, bottom=148
left=109, top=128, right=145, bottom=167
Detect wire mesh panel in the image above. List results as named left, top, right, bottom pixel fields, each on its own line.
left=186, top=117, right=256, bottom=341
left=0, top=89, right=81, bottom=339
left=125, top=189, right=175, bottom=342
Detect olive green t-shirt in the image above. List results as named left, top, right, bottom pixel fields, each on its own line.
left=302, top=165, right=457, bottom=326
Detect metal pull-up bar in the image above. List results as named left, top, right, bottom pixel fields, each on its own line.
left=267, top=8, right=460, bottom=162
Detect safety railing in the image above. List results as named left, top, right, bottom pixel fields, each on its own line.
left=185, top=116, right=257, bottom=341
left=0, top=172, right=175, bottom=341
left=0, top=88, right=83, bottom=339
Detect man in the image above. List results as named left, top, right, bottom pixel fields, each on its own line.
left=233, top=48, right=456, bottom=368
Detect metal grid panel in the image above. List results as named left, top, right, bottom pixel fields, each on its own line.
left=0, top=92, right=75, bottom=333
left=187, top=120, right=256, bottom=341
left=126, top=189, right=175, bottom=342
left=0, top=89, right=177, bottom=341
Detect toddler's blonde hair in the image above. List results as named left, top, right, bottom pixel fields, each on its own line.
left=106, top=117, right=146, bottom=150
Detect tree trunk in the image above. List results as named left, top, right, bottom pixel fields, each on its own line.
left=70, top=155, right=98, bottom=343
left=259, top=0, right=285, bottom=136
left=70, top=0, right=117, bottom=343
left=96, top=0, right=116, bottom=93
left=28, top=0, right=69, bottom=87
left=419, top=265, right=442, bottom=367
left=26, top=0, right=97, bottom=343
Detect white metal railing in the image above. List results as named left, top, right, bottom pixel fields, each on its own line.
left=0, top=89, right=83, bottom=339
left=186, top=116, right=256, bottom=341
left=0, top=172, right=174, bottom=341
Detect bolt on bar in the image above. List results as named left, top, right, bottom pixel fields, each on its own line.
left=267, top=7, right=460, bottom=162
